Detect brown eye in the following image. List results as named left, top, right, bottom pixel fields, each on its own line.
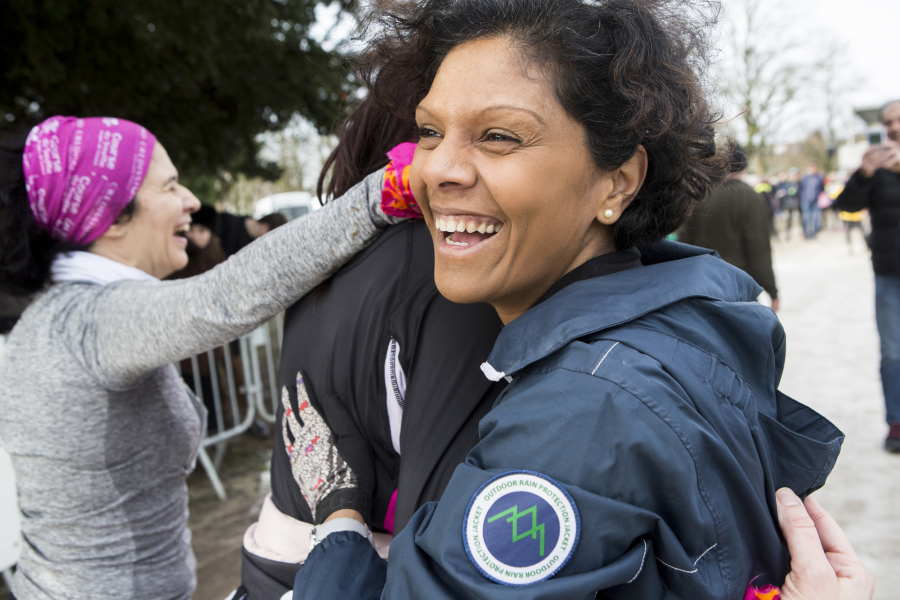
left=416, top=126, right=442, bottom=149
left=484, top=131, right=519, bottom=143
left=416, top=126, right=441, bottom=140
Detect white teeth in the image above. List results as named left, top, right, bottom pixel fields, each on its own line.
left=445, top=237, right=470, bottom=246
left=434, top=216, right=503, bottom=236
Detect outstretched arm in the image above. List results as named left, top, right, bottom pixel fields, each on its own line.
left=64, top=169, right=394, bottom=389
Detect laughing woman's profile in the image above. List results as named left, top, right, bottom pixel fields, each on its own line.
left=288, top=0, right=843, bottom=598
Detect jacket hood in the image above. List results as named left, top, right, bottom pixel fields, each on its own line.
left=482, top=241, right=763, bottom=381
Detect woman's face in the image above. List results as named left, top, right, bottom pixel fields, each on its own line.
left=112, top=142, right=200, bottom=278
left=411, top=37, right=644, bottom=324
left=186, top=224, right=212, bottom=250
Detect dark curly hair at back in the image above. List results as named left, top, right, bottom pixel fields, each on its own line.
left=0, top=133, right=137, bottom=297
left=354, top=0, right=728, bottom=249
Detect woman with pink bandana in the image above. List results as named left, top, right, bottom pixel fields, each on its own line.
left=0, top=116, right=399, bottom=600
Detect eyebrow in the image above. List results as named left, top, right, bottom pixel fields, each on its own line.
left=161, top=175, right=177, bottom=188
left=416, top=104, right=547, bottom=127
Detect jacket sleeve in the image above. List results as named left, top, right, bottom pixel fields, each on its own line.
left=833, top=170, right=873, bottom=213
left=58, top=169, right=393, bottom=390
left=739, top=187, right=778, bottom=299
left=295, top=366, right=727, bottom=600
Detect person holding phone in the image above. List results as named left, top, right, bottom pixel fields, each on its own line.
left=834, top=99, right=900, bottom=452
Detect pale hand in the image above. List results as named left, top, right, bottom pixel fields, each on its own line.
left=776, top=488, right=875, bottom=600
left=860, top=141, right=900, bottom=177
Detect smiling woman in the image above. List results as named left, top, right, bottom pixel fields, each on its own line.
left=359, top=0, right=727, bottom=322
left=86, top=143, right=200, bottom=279
left=412, top=36, right=649, bottom=321
left=288, top=1, right=846, bottom=599
left=0, top=116, right=400, bottom=600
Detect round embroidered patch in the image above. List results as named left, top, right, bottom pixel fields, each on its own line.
left=463, top=471, right=580, bottom=586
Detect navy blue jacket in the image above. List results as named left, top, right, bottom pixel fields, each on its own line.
left=294, top=242, right=843, bottom=600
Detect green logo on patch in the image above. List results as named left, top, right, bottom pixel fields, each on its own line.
left=487, top=504, right=546, bottom=557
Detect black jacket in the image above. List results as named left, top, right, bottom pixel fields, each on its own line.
left=835, top=168, right=900, bottom=276
left=240, top=220, right=505, bottom=599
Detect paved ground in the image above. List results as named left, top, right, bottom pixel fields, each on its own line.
left=3, top=226, right=896, bottom=600
left=771, top=227, right=900, bottom=598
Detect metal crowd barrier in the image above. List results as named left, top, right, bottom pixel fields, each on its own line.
left=177, top=313, right=283, bottom=500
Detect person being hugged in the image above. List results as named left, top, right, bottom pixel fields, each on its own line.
left=290, top=0, right=844, bottom=599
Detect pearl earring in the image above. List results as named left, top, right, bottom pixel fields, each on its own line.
left=603, top=209, right=614, bottom=219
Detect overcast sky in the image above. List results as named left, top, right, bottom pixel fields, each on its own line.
left=720, top=0, right=899, bottom=108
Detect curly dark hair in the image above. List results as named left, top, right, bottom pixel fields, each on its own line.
left=0, top=133, right=137, bottom=297
left=354, top=0, right=728, bottom=249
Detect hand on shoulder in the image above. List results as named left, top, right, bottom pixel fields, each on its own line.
left=776, top=488, right=874, bottom=600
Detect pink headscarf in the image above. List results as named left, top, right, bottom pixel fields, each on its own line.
left=22, top=116, right=157, bottom=246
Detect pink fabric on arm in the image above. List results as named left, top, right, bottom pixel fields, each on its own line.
left=22, top=116, right=156, bottom=245
left=384, top=488, right=398, bottom=535
left=381, top=142, right=421, bottom=219
left=744, top=582, right=781, bottom=599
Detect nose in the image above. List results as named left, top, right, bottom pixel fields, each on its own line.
left=178, top=184, right=201, bottom=214
left=418, top=133, right=477, bottom=193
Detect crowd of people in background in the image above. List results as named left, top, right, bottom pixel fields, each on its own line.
left=743, top=165, right=866, bottom=248
left=683, top=100, right=900, bottom=455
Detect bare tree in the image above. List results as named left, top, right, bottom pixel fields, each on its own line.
left=219, top=114, right=337, bottom=214
left=812, top=43, right=864, bottom=172
left=719, top=0, right=813, bottom=171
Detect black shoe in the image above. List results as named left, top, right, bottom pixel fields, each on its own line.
left=886, top=423, right=900, bottom=453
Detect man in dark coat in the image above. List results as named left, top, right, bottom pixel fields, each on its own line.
left=679, top=145, right=779, bottom=311
left=834, top=99, right=900, bottom=452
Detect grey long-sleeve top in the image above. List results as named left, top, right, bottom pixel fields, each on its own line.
left=0, top=170, right=388, bottom=600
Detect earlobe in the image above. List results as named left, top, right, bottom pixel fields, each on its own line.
left=597, top=145, right=648, bottom=224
